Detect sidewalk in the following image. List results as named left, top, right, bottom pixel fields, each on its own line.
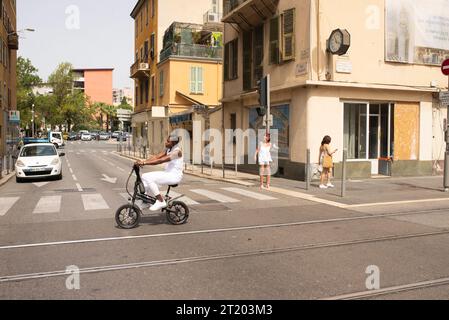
left=0, top=171, right=15, bottom=187
left=115, top=151, right=449, bottom=208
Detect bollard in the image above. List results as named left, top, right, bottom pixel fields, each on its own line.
left=341, top=150, right=347, bottom=198
left=235, top=154, right=238, bottom=177
left=306, top=149, right=311, bottom=191
left=211, top=158, right=214, bottom=176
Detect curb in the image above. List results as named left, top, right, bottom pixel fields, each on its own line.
left=114, top=152, right=256, bottom=187
left=0, top=172, right=15, bottom=187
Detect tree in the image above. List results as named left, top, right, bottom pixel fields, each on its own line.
left=48, top=62, right=74, bottom=129
left=16, top=57, right=42, bottom=130
left=93, top=102, right=117, bottom=132
left=118, top=97, right=133, bottom=111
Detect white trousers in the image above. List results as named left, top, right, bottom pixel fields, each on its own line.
left=141, top=171, right=182, bottom=197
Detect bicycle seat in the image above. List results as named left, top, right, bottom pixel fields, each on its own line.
left=169, top=184, right=178, bottom=188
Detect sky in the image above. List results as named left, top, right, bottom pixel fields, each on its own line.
left=17, top=0, right=135, bottom=89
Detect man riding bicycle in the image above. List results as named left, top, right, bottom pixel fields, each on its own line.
left=135, top=135, right=183, bottom=212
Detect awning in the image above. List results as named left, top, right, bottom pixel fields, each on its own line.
left=222, top=0, right=279, bottom=30
left=175, top=90, right=206, bottom=106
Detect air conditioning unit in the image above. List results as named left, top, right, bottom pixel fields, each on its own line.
left=139, top=63, right=149, bottom=70
left=204, top=12, right=220, bottom=23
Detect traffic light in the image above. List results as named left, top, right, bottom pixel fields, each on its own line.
left=256, top=76, right=268, bottom=117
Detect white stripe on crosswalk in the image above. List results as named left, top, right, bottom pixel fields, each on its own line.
left=0, top=197, right=20, bottom=216
left=222, top=187, right=277, bottom=201
left=168, top=191, right=199, bottom=206
left=190, top=189, right=240, bottom=203
left=33, top=196, right=62, bottom=214
left=81, top=194, right=109, bottom=211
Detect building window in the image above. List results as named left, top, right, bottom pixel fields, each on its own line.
left=144, top=40, right=149, bottom=61
left=281, top=8, right=295, bottom=61
left=151, top=75, right=155, bottom=103
left=146, top=0, right=149, bottom=25
left=159, top=70, right=164, bottom=97
left=150, top=33, right=155, bottom=60
left=249, top=104, right=290, bottom=158
left=269, top=16, right=280, bottom=64
left=253, top=25, right=264, bottom=85
left=242, top=31, right=252, bottom=91
left=140, top=12, right=143, bottom=32
left=135, top=19, right=138, bottom=38
left=224, top=39, right=238, bottom=81
left=140, top=83, right=144, bottom=106
left=145, top=79, right=149, bottom=103
left=151, top=0, right=155, bottom=17
left=190, top=66, right=204, bottom=94
left=344, top=103, right=395, bottom=161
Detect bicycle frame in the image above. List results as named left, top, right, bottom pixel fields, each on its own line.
left=126, top=165, right=184, bottom=209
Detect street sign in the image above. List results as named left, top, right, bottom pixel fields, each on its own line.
left=440, top=91, right=449, bottom=106
left=442, top=59, right=449, bottom=76
left=8, top=110, right=20, bottom=123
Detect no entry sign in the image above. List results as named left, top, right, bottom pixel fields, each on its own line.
left=442, top=59, right=449, bottom=76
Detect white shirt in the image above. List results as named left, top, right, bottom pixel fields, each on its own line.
left=165, top=144, right=184, bottom=177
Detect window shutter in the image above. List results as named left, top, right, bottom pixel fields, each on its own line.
left=159, top=71, right=164, bottom=96
left=224, top=43, right=230, bottom=80
left=282, top=8, right=295, bottom=61
left=253, top=25, right=264, bottom=85
left=270, top=17, right=280, bottom=64
left=190, top=67, right=197, bottom=93
left=150, top=34, right=155, bottom=60
left=232, top=39, right=238, bottom=79
left=243, top=32, right=252, bottom=91
left=197, top=67, right=204, bottom=93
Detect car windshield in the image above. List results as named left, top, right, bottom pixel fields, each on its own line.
left=21, top=145, right=57, bottom=157
left=53, top=133, right=61, bottom=139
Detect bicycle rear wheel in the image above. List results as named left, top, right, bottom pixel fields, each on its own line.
left=165, top=201, right=189, bottom=225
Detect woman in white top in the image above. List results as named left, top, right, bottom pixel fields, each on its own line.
left=136, top=135, right=184, bottom=212
left=319, top=135, right=338, bottom=189
left=255, top=133, right=273, bottom=190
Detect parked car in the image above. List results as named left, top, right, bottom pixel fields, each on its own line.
left=23, top=131, right=65, bottom=149
left=99, top=132, right=110, bottom=140
left=90, top=131, right=100, bottom=140
left=116, top=132, right=129, bottom=142
left=67, top=132, right=77, bottom=141
left=15, top=143, right=65, bottom=182
left=81, top=132, right=92, bottom=141
left=77, top=130, right=89, bottom=140
left=112, top=131, right=122, bottom=139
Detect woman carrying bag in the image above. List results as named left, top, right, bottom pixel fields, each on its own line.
left=319, top=136, right=338, bottom=189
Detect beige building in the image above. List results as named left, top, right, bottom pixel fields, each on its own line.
left=0, top=0, right=17, bottom=172
left=130, top=0, right=222, bottom=154
left=218, top=0, right=449, bottom=179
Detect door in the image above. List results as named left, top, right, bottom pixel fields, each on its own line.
left=369, top=114, right=380, bottom=174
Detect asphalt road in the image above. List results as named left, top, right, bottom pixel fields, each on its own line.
left=1, top=140, right=449, bottom=300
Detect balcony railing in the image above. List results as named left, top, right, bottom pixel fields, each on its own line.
left=130, top=59, right=150, bottom=79
left=160, top=44, right=223, bottom=62
left=223, top=0, right=247, bottom=16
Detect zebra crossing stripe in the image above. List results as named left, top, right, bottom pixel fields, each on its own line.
left=0, top=197, right=20, bottom=216
left=222, top=187, right=277, bottom=201
left=168, top=191, right=199, bottom=206
left=33, top=196, right=62, bottom=214
left=190, top=189, right=240, bottom=203
left=81, top=194, right=110, bottom=211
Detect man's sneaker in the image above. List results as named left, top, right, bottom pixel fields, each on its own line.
left=327, top=183, right=335, bottom=188
left=150, top=200, right=167, bottom=212
left=319, top=185, right=328, bottom=189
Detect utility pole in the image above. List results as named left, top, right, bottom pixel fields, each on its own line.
left=31, top=103, right=35, bottom=138
left=441, top=59, right=449, bottom=191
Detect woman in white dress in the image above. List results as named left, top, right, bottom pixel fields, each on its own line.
left=255, top=133, right=273, bottom=190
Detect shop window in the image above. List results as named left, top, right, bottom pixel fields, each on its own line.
left=249, top=104, right=290, bottom=158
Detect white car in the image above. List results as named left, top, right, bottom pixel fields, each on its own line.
left=81, top=133, right=92, bottom=141
left=15, top=143, right=64, bottom=183
left=50, top=132, right=64, bottom=148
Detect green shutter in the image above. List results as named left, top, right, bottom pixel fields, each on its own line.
left=282, top=8, right=295, bottom=61
left=197, top=67, right=204, bottom=93
left=270, top=17, right=280, bottom=64
left=190, top=67, right=197, bottom=93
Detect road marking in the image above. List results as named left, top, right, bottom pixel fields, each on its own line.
left=0, top=197, right=20, bottom=216
left=169, top=191, right=199, bottom=206
left=32, top=182, right=50, bottom=188
left=222, top=187, right=277, bottom=201
left=81, top=194, right=109, bottom=211
left=72, top=174, right=78, bottom=181
left=268, top=187, right=348, bottom=208
left=190, top=189, right=240, bottom=203
left=33, top=196, right=61, bottom=214
left=346, top=197, right=449, bottom=208
left=2, top=231, right=449, bottom=283
left=69, top=168, right=74, bottom=174
left=101, top=174, right=117, bottom=184
left=76, top=153, right=80, bottom=155
left=1, top=210, right=447, bottom=251
left=76, top=183, right=83, bottom=192
left=116, top=166, right=125, bottom=172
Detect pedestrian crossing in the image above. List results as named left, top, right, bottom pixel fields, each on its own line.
left=0, top=187, right=280, bottom=217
